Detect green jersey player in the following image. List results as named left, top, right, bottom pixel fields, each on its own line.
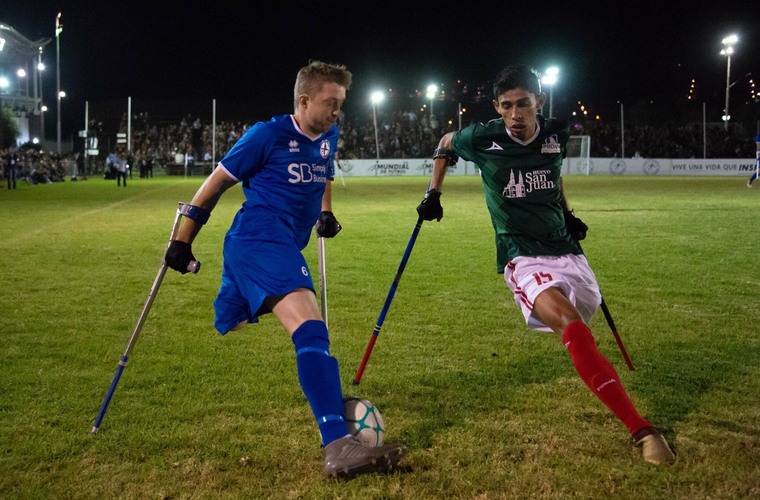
left=417, top=64, right=675, bottom=465
left=453, top=106, right=579, bottom=272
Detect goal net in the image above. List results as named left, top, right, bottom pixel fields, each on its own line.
left=564, top=135, right=591, bottom=175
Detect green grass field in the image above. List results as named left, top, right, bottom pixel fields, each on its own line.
left=1, top=174, right=759, bottom=499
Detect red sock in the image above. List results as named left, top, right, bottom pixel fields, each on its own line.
left=562, top=320, right=650, bottom=435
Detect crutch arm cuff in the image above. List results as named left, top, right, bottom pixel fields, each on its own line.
left=180, top=203, right=211, bottom=225
left=433, top=147, right=459, bottom=166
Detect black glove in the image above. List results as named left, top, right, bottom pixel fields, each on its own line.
left=316, top=211, right=342, bottom=238
left=417, top=189, right=443, bottom=221
left=564, top=210, right=588, bottom=241
left=164, top=240, right=196, bottom=274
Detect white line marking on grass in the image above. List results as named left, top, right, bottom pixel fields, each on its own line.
left=1, top=186, right=171, bottom=248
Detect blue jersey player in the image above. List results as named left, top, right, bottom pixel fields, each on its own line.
left=747, top=134, right=760, bottom=187
left=165, top=61, right=406, bottom=480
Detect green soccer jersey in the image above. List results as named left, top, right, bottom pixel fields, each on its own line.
left=451, top=115, right=582, bottom=272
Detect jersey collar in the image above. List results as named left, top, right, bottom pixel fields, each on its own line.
left=290, top=114, right=324, bottom=141
left=504, top=119, right=541, bottom=146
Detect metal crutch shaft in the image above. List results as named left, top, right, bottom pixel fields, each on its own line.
left=91, top=202, right=199, bottom=434
left=352, top=216, right=423, bottom=385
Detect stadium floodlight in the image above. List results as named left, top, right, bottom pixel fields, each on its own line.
left=426, top=84, right=438, bottom=120
left=371, top=91, right=384, bottom=160
left=0, top=76, right=9, bottom=90
left=541, top=66, right=560, bottom=118
left=720, top=34, right=737, bottom=131
left=17, top=68, right=29, bottom=101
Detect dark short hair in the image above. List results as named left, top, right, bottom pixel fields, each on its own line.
left=492, top=64, right=542, bottom=99
left=293, top=61, right=353, bottom=108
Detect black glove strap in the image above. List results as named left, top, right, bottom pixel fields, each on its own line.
left=423, top=189, right=441, bottom=201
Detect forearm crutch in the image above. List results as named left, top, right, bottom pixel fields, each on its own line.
left=599, top=298, right=635, bottom=371
left=91, top=202, right=199, bottom=434
left=317, top=235, right=328, bottom=328
left=352, top=216, right=423, bottom=385
left=576, top=239, right=635, bottom=371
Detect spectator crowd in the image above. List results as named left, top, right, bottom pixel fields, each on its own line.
left=3, top=106, right=757, bottom=189
left=1, top=146, right=70, bottom=186
left=115, top=108, right=758, bottom=165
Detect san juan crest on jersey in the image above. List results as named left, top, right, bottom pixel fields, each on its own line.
left=501, top=132, right=562, bottom=199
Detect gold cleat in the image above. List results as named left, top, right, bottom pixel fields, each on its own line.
left=634, top=427, right=676, bottom=465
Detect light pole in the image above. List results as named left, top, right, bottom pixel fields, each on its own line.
left=37, top=50, right=45, bottom=142
left=426, top=84, right=438, bottom=123
left=371, top=91, right=384, bottom=160
left=721, top=34, right=737, bottom=131
left=55, top=12, right=62, bottom=155
left=541, top=66, right=559, bottom=118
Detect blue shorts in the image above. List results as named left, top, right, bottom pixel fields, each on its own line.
left=213, top=234, right=315, bottom=334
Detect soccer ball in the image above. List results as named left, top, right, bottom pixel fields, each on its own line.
left=343, top=397, right=385, bottom=447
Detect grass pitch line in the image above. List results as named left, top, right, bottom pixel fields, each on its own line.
left=0, top=186, right=171, bottom=248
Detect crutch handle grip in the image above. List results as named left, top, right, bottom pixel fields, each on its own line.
left=188, top=260, right=201, bottom=274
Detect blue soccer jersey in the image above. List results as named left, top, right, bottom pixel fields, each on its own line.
left=212, top=114, right=338, bottom=334
left=220, top=114, right=337, bottom=250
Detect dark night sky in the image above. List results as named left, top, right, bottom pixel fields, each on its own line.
left=3, top=1, right=759, bottom=135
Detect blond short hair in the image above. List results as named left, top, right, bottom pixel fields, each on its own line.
left=293, top=61, right=353, bottom=110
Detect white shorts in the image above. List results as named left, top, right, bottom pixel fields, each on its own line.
left=504, top=254, right=602, bottom=332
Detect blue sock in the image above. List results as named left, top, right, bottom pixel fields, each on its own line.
left=292, top=320, right=349, bottom=446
